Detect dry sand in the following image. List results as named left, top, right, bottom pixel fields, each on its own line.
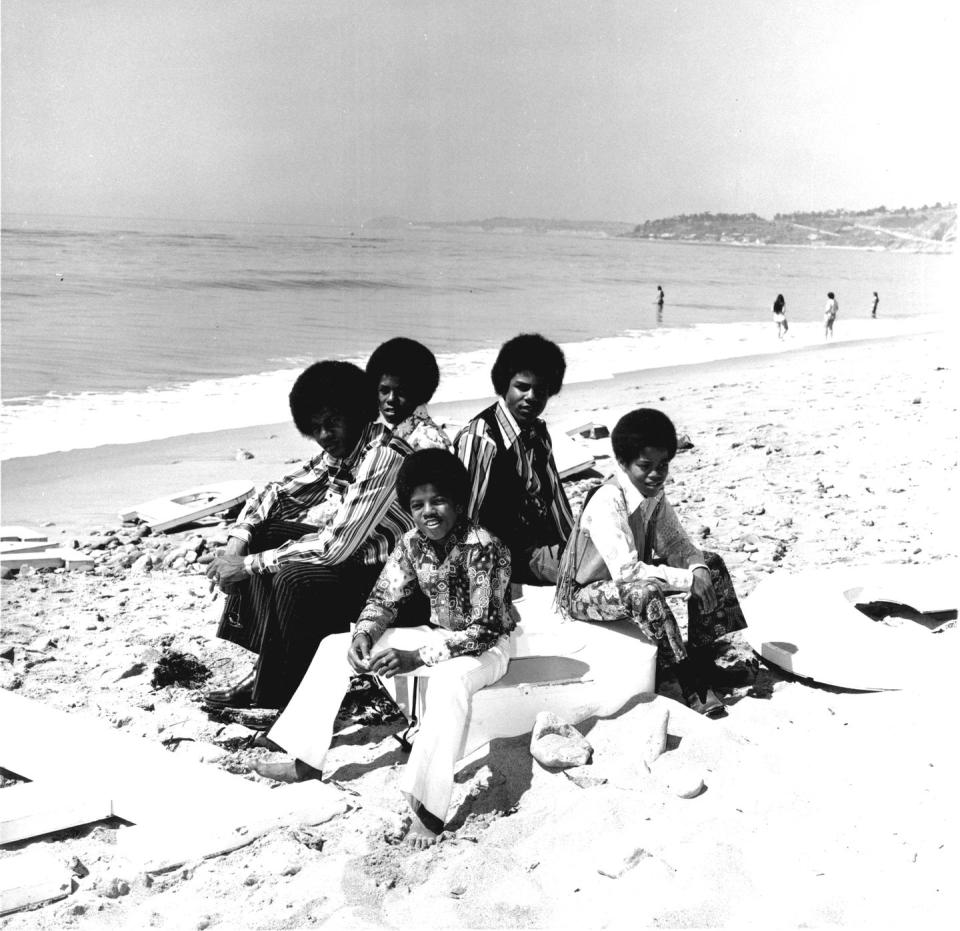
left=1, top=332, right=958, bottom=929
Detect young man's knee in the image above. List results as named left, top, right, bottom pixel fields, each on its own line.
left=274, top=564, right=341, bottom=595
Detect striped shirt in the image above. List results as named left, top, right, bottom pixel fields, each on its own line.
left=455, top=398, right=573, bottom=545
left=230, top=422, right=414, bottom=573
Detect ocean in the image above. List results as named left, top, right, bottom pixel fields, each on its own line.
left=1, top=214, right=951, bottom=460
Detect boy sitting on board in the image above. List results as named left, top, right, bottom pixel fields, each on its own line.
left=556, top=408, right=748, bottom=717
left=253, top=449, right=516, bottom=847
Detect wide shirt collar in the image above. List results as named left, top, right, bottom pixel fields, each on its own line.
left=495, top=397, right=544, bottom=450
left=319, top=421, right=385, bottom=472
left=613, top=463, right=663, bottom=516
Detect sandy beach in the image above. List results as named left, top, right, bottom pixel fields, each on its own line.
left=2, top=331, right=958, bottom=929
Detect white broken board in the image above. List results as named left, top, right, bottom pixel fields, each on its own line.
left=0, top=692, right=348, bottom=872
left=743, top=562, right=959, bottom=690
left=118, top=480, right=254, bottom=532
left=0, top=548, right=95, bottom=572
left=0, top=781, right=113, bottom=845
left=0, top=849, right=72, bottom=916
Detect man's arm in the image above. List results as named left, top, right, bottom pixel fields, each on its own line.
left=228, top=456, right=327, bottom=545
left=455, top=423, right=497, bottom=522
left=650, top=497, right=707, bottom=578
left=247, top=441, right=406, bottom=573
left=353, top=539, right=418, bottom=646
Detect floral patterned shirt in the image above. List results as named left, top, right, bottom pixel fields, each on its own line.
left=354, top=521, right=516, bottom=665
left=378, top=405, right=452, bottom=452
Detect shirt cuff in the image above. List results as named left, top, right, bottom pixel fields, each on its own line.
left=659, top=565, right=695, bottom=593
left=353, top=620, right=379, bottom=642
left=245, top=550, right=279, bottom=574
left=679, top=563, right=709, bottom=593
left=229, top=526, right=253, bottom=544
left=418, top=643, right=448, bottom=666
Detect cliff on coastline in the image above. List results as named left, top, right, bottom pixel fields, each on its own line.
left=627, top=203, right=956, bottom=252
left=366, top=203, right=955, bottom=252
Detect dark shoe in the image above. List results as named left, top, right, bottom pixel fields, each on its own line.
left=690, top=644, right=758, bottom=688
left=250, top=730, right=282, bottom=752
left=685, top=687, right=727, bottom=719
left=251, top=757, right=323, bottom=783
left=204, top=672, right=255, bottom=708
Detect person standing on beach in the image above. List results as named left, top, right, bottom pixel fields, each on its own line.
left=455, top=333, right=573, bottom=586
left=656, top=285, right=665, bottom=308
left=824, top=291, right=839, bottom=339
left=773, top=293, right=788, bottom=339
left=871, top=291, right=879, bottom=318
left=204, top=361, right=419, bottom=709
left=366, top=337, right=452, bottom=451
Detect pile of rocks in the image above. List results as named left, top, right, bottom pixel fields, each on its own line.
left=63, top=521, right=234, bottom=576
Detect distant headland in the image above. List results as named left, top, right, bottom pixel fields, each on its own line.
left=365, top=203, right=956, bottom=253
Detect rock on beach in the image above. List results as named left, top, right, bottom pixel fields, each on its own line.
left=529, top=711, right=593, bottom=769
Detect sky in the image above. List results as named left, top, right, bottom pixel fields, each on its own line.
left=2, top=0, right=956, bottom=225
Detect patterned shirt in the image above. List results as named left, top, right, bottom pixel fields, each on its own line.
left=354, top=521, right=516, bottom=665
left=230, top=421, right=414, bottom=573
left=455, top=398, right=573, bottom=541
left=579, top=465, right=707, bottom=592
left=378, top=405, right=452, bottom=452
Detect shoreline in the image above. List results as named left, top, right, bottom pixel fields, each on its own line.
left=0, top=332, right=927, bottom=531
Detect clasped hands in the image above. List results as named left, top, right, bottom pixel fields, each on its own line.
left=348, top=633, right=421, bottom=679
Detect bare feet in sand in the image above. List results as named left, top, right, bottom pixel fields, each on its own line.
left=402, top=810, right=440, bottom=850
left=387, top=809, right=440, bottom=850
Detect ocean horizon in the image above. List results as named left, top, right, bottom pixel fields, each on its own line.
left=1, top=213, right=950, bottom=460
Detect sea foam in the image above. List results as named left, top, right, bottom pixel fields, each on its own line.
left=0, top=316, right=936, bottom=460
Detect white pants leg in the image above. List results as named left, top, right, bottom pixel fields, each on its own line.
left=266, top=630, right=354, bottom=771
left=267, top=624, right=510, bottom=812
left=397, top=635, right=510, bottom=831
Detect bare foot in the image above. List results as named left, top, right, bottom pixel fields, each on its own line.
left=401, top=809, right=439, bottom=850
left=386, top=809, right=440, bottom=849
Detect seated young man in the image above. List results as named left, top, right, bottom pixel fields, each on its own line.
left=556, top=408, right=748, bottom=717
left=204, top=360, right=418, bottom=709
left=253, top=449, right=516, bottom=848
left=366, top=337, right=452, bottom=451
left=455, top=333, right=573, bottom=585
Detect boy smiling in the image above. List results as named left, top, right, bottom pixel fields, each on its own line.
left=556, top=408, right=748, bottom=716
left=254, top=449, right=516, bottom=847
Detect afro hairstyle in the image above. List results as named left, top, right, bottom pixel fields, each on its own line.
left=490, top=333, right=566, bottom=397
left=611, top=408, right=678, bottom=462
left=365, top=337, right=441, bottom=407
left=395, top=448, right=470, bottom=514
left=288, top=360, right=378, bottom=437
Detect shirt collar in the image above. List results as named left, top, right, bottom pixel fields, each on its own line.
left=614, top=463, right=661, bottom=514
left=417, top=517, right=470, bottom=552
left=495, top=397, right=543, bottom=449
left=321, top=421, right=381, bottom=470
left=379, top=404, right=428, bottom=435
